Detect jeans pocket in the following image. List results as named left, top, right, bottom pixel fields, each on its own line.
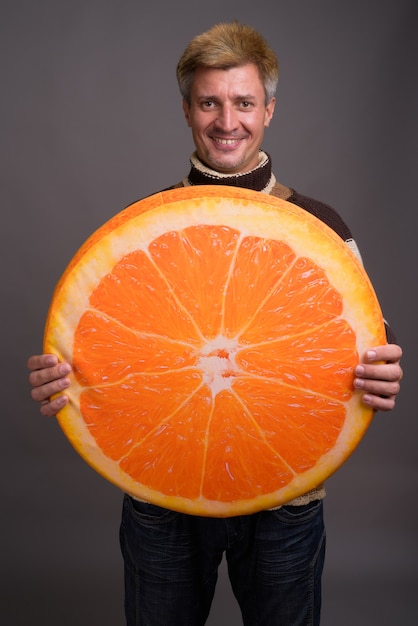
left=273, top=499, right=323, bottom=525
left=124, top=494, right=180, bottom=526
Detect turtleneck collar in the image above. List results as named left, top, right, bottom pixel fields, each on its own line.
left=184, top=151, right=276, bottom=194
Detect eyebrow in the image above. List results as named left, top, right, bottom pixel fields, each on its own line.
left=196, top=94, right=257, bottom=102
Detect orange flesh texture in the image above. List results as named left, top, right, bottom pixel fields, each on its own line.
left=44, top=186, right=386, bottom=516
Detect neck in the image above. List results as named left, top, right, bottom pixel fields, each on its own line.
left=185, top=151, right=276, bottom=193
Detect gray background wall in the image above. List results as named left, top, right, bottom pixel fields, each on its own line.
left=2, top=0, right=417, bottom=624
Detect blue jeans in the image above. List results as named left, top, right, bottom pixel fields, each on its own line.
left=119, top=495, right=326, bottom=625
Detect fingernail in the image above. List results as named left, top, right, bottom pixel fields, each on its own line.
left=59, top=363, right=71, bottom=375
left=355, top=365, right=365, bottom=376
left=45, top=355, right=58, bottom=366
left=367, top=350, right=377, bottom=361
left=354, top=378, right=364, bottom=389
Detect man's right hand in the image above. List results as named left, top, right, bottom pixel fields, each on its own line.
left=27, top=354, right=72, bottom=417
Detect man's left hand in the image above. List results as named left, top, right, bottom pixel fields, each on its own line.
left=354, top=344, right=403, bottom=411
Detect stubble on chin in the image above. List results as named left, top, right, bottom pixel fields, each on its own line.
left=201, top=150, right=247, bottom=175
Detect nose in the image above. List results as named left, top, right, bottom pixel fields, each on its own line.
left=216, top=104, right=238, bottom=132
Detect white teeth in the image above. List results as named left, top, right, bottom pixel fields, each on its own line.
left=213, top=138, right=238, bottom=145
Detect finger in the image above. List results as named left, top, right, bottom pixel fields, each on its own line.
left=366, top=344, right=402, bottom=364
left=27, top=354, right=59, bottom=371
left=30, top=376, right=71, bottom=403
left=354, top=362, right=402, bottom=383
left=354, top=377, right=401, bottom=397
left=28, top=362, right=72, bottom=389
left=39, top=394, right=69, bottom=417
left=362, top=393, right=397, bottom=412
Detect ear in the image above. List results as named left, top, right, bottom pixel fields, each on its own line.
left=182, top=99, right=192, bottom=127
left=264, top=97, right=276, bottom=128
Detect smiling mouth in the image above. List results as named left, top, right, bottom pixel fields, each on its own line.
left=212, top=137, right=241, bottom=146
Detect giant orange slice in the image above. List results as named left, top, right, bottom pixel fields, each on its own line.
left=44, top=185, right=385, bottom=516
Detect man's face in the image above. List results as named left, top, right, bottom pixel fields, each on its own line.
left=183, top=64, right=275, bottom=174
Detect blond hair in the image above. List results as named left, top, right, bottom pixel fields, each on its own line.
left=177, top=22, right=279, bottom=105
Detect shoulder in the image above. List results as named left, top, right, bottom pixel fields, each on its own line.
left=158, top=181, right=185, bottom=192
left=286, top=188, right=353, bottom=241
left=124, top=182, right=185, bottom=207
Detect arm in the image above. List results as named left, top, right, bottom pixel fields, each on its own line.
left=27, top=354, right=72, bottom=417
left=354, top=343, right=403, bottom=411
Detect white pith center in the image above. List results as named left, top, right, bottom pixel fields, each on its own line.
left=196, top=336, right=240, bottom=395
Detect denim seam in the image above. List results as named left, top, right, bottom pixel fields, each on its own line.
left=308, top=527, right=326, bottom=626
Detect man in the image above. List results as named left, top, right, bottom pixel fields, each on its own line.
left=28, top=22, right=402, bottom=626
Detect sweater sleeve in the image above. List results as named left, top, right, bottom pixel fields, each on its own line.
left=288, top=189, right=397, bottom=344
